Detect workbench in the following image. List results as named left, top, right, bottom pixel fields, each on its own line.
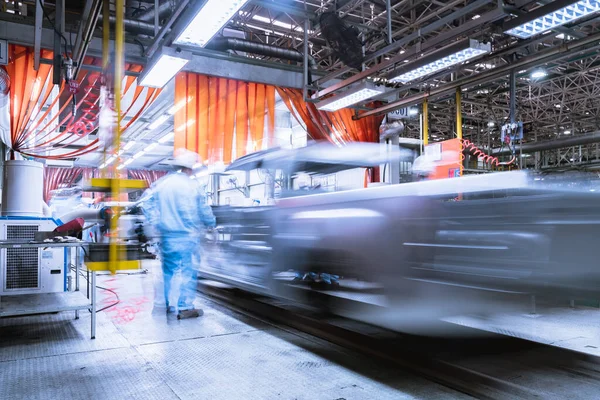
left=0, top=241, right=97, bottom=339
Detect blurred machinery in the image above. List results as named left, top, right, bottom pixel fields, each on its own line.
left=201, top=143, right=600, bottom=333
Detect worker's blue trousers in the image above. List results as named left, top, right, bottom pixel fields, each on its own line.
left=160, top=235, right=199, bottom=311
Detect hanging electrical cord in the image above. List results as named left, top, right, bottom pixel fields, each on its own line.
left=70, top=265, right=121, bottom=313
left=462, top=139, right=516, bottom=167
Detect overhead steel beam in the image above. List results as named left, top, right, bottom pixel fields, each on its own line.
left=492, top=130, right=600, bottom=156
left=185, top=48, right=309, bottom=89
left=0, top=20, right=146, bottom=64
left=315, top=0, right=494, bottom=86
left=314, top=5, right=505, bottom=100
left=357, top=30, right=600, bottom=119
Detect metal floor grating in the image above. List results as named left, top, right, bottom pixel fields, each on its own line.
left=0, top=264, right=467, bottom=400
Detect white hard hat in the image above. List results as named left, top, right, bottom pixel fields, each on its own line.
left=170, top=149, right=200, bottom=169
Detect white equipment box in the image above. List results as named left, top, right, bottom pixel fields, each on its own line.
left=0, top=218, right=66, bottom=295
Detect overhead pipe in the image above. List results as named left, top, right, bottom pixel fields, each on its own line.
left=98, top=15, right=165, bottom=36
left=133, top=1, right=173, bottom=22
left=208, top=37, right=317, bottom=68
left=491, top=130, right=600, bottom=156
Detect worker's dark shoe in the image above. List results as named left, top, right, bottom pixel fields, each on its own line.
left=166, top=305, right=176, bottom=314
left=177, top=308, right=204, bottom=320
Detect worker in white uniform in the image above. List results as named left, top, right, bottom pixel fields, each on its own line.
left=145, top=149, right=216, bottom=319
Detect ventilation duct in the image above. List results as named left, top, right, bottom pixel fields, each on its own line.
left=98, top=15, right=165, bottom=36
left=133, top=1, right=173, bottom=22
left=208, top=37, right=316, bottom=68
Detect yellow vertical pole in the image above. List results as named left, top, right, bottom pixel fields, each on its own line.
left=456, top=88, right=463, bottom=179
left=455, top=88, right=463, bottom=141
left=422, top=99, right=429, bottom=147
left=109, top=0, right=124, bottom=274
left=100, top=0, right=110, bottom=174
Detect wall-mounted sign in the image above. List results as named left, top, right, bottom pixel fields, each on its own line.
left=387, top=107, right=418, bottom=121
left=0, top=39, right=7, bottom=65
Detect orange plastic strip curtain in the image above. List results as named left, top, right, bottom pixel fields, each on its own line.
left=207, top=78, right=219, bottom=162
left=185, top=73, right=198, bottom=154
left=223, top=80, right=237, bottom=164
left=266, top=86, right=276, bottom=147
left=5, top=45, right=159, bottom=160
left=275, top=87, right=384, bottom=144
left=215, top=78, right=228, bottom=162
left=197, top=75, right=210, bottom=161
left=173, top=72, right=275, bottom=164
left=235, top=82, right=249, bottom=160
left=174, top=73, right=187, bottom=151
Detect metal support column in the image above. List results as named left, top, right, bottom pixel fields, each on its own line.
left=34, top=0, right=43, bottom=70
left=422, top=99, right=429, bottom=147
left=456, top=88, right=463, bottom=177
left=386, top=0, right=393, bottom=44
left=303, top=19, right=309, bottom=100
left=53, top=0, right=65, bottom=84
left=510, top=70, right=516, bottom=124
left=91, top=271, right=96, bottom=339
left=109, top=0, right=125, bottom=274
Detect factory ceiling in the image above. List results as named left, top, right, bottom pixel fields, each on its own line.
left=3, top=0, right=600, bottom=170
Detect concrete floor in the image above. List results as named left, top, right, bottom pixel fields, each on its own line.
left=0, top=263, right=467, bottom=400
left=445, top=303, right=600, bottom=357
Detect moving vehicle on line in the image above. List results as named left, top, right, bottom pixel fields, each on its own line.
left=200, top=143, right=600, bottom=333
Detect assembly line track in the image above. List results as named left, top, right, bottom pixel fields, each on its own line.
left=197, top=280, right=588, bottom=399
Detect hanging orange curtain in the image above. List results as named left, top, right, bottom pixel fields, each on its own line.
left=276, top=87, right=384, bottom=183
left=235, top=82, right=249, bottom=160
left=173, top=72, right=275, bottom=164
left=6, top=45, right=160, bottom=160
left=223, top=80, right=238, bottom=164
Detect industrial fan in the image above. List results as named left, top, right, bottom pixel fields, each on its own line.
left=319, top=11, right=364, bottom=70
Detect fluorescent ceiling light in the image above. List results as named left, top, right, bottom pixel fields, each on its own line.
left=168, top=97, right=191, bottom=115
left=123, top=141, right=136, bottom=151
left=316, top=82, right=385, bottom=112
left=564, top=130, right=572, bottom=134
left=116, top=164, right=126, bottom=170
left=389, top=39, right=491, bottom=83
left=504, top=0, right=600, bottom=39
left=124, top=159, right=134, bottom=166
left=148, top=114, right=169, bottom=130
left=158, top=132, right=175, bottom=144
left=531, top=69, right=548, bottom=79
left=146, top=143, right=159, bottom=152
left=139, top=47, right=191, bottom=89
left=105, top=155, right=117, bottom=165
left=487, top=121, right=495, bottom=127
left=408, top=108, right=419, bottom=116
left=132, top=151, right=145, bottom=160
left=174, top=0, right=252, bottom=47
